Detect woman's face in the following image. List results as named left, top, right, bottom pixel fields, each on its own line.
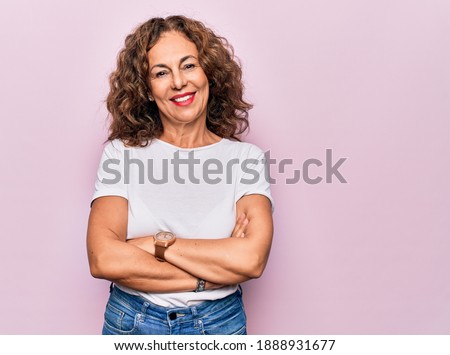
left=147, top=31, right=209, bottom=127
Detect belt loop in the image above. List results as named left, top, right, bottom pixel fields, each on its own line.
left=141, top=302, right=150, bottom=314
left=191, top=307, right=198, bottom=317
left=238, top=284, right=243, bottom=295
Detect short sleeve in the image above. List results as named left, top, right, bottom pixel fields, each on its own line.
left=91, top=140, right=128, bottom=207
left=236, top=145, right=274, bottom=212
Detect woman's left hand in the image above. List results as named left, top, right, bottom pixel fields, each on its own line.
left=126, top=236, right=155, bottom=254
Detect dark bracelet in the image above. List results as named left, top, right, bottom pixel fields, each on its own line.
left=194, top=279, right=206, bottom=292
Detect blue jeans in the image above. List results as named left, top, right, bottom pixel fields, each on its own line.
left=102, top=285, right=247, bottom=335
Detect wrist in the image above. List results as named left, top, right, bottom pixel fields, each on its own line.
left=127, top=236, right=156, bottom=255
left=148, top=236, right=156, bottom=255
left=153, top=231, right=176, bottom=261
left=194, top=278, right=206, bottom=292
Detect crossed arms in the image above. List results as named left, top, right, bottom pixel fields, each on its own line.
left=86, top=194, right=273, bottom=293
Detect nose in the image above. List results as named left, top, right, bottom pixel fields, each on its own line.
left=171, top=70, right=187, bottom=90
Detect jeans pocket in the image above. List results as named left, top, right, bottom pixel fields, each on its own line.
left=102, top=302, right=140, bottom=335
left=200, top=297, right=247, bottom=335
left=230, top=324, right=247, bottom=335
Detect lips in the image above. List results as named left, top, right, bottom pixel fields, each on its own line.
left=170, top=92, right=196, bottom=106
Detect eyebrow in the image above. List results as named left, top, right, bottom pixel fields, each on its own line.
left=150, top=55, right=197, bottom=71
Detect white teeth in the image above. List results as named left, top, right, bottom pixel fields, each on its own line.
left=173, top=94, right=193, bottom=102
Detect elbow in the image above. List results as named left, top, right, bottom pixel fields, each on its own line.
left=246, top=265, right=265, bottom=280
left=89, top=262, right=104, bottom=279
left=243, top=255, right=267, bottom=279
left=89, top=258, right=106, bottom=279
left=88, top=252, right=117, bottom=280
left=251, top=267, right=265, bottom=279
left=219, top=257, right=266, bottom=284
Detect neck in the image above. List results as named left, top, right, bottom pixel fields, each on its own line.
left=158, top=126, right=221, bottom=149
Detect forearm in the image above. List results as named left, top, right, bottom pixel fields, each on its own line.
left=88, top=195, right=272, bottom=289
left=167, top=237, right=260, bottom=285
left=168, top=196, right=273, bottom=284
left=114, top=255, right=198, bottom=293
left=133, top=234, right=268, bottom=285
left=89, top=238, right=197, bottom=293
left=87, top=196, right=206, bottom=293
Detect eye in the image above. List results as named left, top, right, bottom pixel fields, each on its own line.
left=155, top=70, right=168, bottom=78
left=183, top=63, right=196, bottom=70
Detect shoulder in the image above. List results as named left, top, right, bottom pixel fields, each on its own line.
left=102, top=139, right=145, bottom=156
left=103, top=139, right=126, bottom=152
left=221, top=139, right=266, bottom=158
left=224, top=138, right=264, bottom=154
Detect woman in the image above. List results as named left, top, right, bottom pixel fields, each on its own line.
left=87, top=15, right=274, bottom=335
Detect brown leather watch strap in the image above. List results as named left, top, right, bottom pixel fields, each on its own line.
left=155, top=245, right=166, bottom=262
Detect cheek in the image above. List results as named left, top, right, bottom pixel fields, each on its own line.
left=195, top=69, right=209, bottom=89
left=198, top=75, right=209, bottom=95
left=201, top=74, right=209, bottom=90
left=150, top=81, right=168, bottom=99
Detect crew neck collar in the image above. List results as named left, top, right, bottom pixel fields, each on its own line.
left=154, top=138, right=225, bottom=151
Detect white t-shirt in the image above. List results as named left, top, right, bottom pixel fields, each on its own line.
left=91, top=137, right=273, bottom=307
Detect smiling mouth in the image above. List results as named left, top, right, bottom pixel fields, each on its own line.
left=172, top=94, right=194, bottom=103
left=170, top=92, right=196, bottom=106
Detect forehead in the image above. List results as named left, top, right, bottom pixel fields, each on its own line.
left=148, top=31, right=198, bottom=65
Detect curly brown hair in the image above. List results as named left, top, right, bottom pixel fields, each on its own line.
left=106, top=15, right=252, bottom=147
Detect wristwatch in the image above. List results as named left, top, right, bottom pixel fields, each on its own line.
left=153, top=231, right=176, bottom=262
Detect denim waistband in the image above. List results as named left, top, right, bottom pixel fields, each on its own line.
left=109, top=284, right=242, bottom=322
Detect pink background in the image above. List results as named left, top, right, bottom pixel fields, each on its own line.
left=1, top=0, right=449, bottom=334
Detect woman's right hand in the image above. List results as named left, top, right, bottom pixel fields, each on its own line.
left=201, top=213, right=248, bottom=289
left=230, top=213, right=249, bottom=238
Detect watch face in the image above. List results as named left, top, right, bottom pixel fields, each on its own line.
left=155, top=231, right=175, bottom=242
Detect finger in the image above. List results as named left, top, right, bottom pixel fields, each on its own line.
left=231, top=213, right=247, bottom=237
left=233, top=217, right=249, bottom=238
left=239, top=218, right=249, bottom=238
left=236, top=213, right=246, bottom=224
left=231, top=216, right=247, bottom=237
